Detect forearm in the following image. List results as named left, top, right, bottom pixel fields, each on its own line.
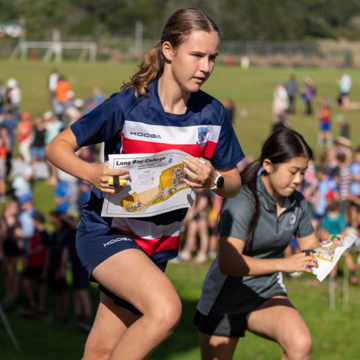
left=45, top=132, right=94, bottom=182
left=219, top=253, right=284, bottom=277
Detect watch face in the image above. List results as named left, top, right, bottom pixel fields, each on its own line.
left=216, top=175, right=224, bottom=189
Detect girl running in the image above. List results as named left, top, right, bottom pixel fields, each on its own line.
left=46, top=8, right=243, bottom=360
left=195, top=129, right=321, bottom=360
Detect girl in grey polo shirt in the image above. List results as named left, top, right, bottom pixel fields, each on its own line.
left=195, top=129, right=321, bottom=360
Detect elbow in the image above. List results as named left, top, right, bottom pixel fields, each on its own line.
left=218, top=257, right=234, bottom=276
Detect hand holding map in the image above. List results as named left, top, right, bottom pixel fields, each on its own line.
left=310, top=233, right=358, bottom=282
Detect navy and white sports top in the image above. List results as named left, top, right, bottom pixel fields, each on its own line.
left=70, top=77, right=244, bottom=264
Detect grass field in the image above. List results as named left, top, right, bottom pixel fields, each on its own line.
left=1, top=60, right=360, bottom=359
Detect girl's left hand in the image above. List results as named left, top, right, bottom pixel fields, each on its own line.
left=183, top=157, right=215, bottom=189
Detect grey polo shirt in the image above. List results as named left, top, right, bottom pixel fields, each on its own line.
left=197, top=175, right=314, bottom=316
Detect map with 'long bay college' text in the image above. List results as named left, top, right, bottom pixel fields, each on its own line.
left=102, top=150, right=196, bottom=218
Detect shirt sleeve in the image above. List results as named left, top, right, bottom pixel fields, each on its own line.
left=294, top=197, right=314, bottom=238
left=219, top=191, right=253, bottom=242
left=211, top=106, right=244, bottom=170
left=70, top=93, right=125, bottom=146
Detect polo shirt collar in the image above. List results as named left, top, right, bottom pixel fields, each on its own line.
left=257, top=175, right=296, bottom=212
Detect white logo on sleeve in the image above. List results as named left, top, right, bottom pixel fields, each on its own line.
left=103, top=237, right=132, bottom=247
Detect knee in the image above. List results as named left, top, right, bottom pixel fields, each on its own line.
left=285, top=333, right=312, bottom=359
left=148, top=294, right=182, bottom=337
left=83, top=341, right=113, bottom=360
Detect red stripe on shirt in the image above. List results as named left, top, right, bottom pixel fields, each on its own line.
left=113, top=226, right=180, bottom=255
left=122, top=137, right=217, bottom=158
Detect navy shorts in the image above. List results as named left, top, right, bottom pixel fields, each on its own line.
left=76, top=217, right=168, bottom=314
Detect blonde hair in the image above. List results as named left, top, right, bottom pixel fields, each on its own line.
left=121, top=8, right=220, bottom=98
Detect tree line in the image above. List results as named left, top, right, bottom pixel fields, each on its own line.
left=1, top=0, right=360, bottom=41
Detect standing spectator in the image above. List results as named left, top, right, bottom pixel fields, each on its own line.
left=337, top=72, right=352, bottom=111
left=30, top=114, right=48, bottom=174
left=337, top=152, right=352, bottom=218
left=9, top=154, right=33, bottom=200
left=44, top=111, right=63, bottom=185
left=47, top=68, right=59, bottom=101
left=47, top=211, right=70, bottom=323
left=22, top=211, right=49, bottom=315
left=18, top=112, right=33, bottom=164
left=272, top=83, right=288, bottom=121
left=348, top=147, right=360, bottom=229
left=179, top=189, right=212, bottom=264
left=285, top=74, right=299, bottom=114
left=222, top=98, right=235, bottom=124
left=1, top=108, right=17, bottom=175
left=92, top=85, right=104, bottom=106
left=0, top=134, right=8, bottom=202
left=0, top=80, right=7, bottom=111
left=60, top=213, right=93, bottom=330
left=54, top=75, right=72, bottom=119
left=54, top=179, right=73, bottom=213
left=0, top=200, right=22, bottom=304
left=302, top=76, right=316, bottom=116
left=18, top=193, right=35, bottom=250
left=336, top=113, right=350, bottom=140
left=313, top=165, right=338, bottom=232
left=6, top=78, right=21, bottom=121
left=317, top=98, right=332, bottom=147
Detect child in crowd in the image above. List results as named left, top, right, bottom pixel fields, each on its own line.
left=337, top=152, right=351, bottom=218
left=47, top=211, right=70, bottom=323
left=317, top=98, right=332, bottom=147
left=179, top=189, right=212, bottom=264
left=0, top=134, right=8, bottom=202
left=22, top=211, right=49, bottom=315
left=18, top=112, right=33, bottom=164
left=319, top=199, right=358, bottom=285
left=348, top=147, right=360, bottom=229
left=0, top=200, right=23, bottom=304
left=30, top=114, right=48, bottom=175
left=313, top=165, right=338, bottom=232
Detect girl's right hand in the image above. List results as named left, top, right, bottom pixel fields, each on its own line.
left=88, top=161, right=131, bottom=194
left=281, top=252, right=318, bottom=274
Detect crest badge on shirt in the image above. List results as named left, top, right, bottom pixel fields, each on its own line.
left=290, top=213, right=296, bottom=225
left=196, top=127, right=208, bottom=147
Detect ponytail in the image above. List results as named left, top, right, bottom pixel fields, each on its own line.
left=240, top=159, right=262, bottom=253
left=121, top=43, right=164, bottom=99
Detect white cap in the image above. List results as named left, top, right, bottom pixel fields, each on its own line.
left=65, top=106, right=80, bottom=119
left=7, top=78, right=18, bottom=88
left=66, top=90, right=75, bottom=99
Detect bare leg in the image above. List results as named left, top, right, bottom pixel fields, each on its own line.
left=198, top=332, right=239, bottom=360
left=87, top=249, right=182, bottom=360
left=247, top=296, right=312, bottom=360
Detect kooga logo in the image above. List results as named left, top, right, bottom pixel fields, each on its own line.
left=130, top=131, right=161, bottom=139
left=103, top=237, right=132, bottom=247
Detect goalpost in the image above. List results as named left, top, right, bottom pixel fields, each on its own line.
left=4, top=20, right=97, bottom=62
left=10, top=29, right=97, bottom=62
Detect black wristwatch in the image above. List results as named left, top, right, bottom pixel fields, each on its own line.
left=210, top=170, right=224, bottom=190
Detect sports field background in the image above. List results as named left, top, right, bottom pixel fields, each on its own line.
left=1, top=60, right=360, bottom=359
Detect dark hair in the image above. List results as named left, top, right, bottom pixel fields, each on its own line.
left=241, top=129, right=312, bottom=253
left=121, top=8, right=220, bottom=99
